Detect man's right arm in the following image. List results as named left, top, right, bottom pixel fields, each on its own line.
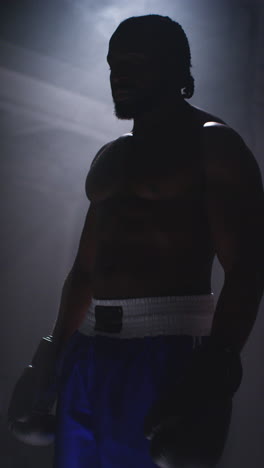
left=8, top=202, right=97, bottom=445
left=50, top=202, right=97, bottom=354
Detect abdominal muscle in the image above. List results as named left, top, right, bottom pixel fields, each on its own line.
left=86, top=130, right=215, bottom=299
left=90, top=198, right=214, bottom=299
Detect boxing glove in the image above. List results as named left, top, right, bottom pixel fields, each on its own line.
left=144, top=338, right=243, bottom=468
left=8, top=335, right=60, bottom=446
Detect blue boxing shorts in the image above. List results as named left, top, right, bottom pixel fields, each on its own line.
left=53, top=294, right=215, bottom=468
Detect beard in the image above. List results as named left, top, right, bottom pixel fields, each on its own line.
left=113, top=86, right=165, bottom=120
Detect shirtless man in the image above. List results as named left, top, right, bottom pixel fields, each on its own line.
left=8, top=14, right=264, bottom=468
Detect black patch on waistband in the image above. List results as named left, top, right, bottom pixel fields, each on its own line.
left=94, top=305, right=123, bottom=333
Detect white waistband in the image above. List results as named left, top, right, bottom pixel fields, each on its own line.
left=78, top=294, right=215, bottom=339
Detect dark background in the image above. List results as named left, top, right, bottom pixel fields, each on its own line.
left=0, top=0, right=263, bottom=466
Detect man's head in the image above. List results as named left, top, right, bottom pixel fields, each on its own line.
left=108, top=14, right=194, bottom=119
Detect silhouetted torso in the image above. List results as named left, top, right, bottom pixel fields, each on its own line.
left=85, top=105, right=223, bottom=299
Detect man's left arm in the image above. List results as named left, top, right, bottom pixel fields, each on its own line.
left=144, top=125, right=263, bottom=468
left=204, top=124, right=264, bottom=353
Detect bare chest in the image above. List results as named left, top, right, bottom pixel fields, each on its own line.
left=86, top=136, right=204, bottom=204
left=84, top=135, right=213, bottom=297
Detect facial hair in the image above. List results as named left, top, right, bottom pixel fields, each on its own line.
left=113, top=80, right=167, bottom=120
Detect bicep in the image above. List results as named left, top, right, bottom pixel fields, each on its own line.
left=205, top=130, right=264, bottom=272
left=73, top=142, right=112, bottom=273
left=71, top=203, right=97, bottom=276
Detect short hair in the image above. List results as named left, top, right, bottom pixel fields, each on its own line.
left=109, top=14, right=194, bottom=99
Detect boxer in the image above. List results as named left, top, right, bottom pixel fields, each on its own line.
left=8, top=14, right=264, bottom=468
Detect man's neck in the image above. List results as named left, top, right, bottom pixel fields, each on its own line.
left=131, top=95, right=191, bottom=140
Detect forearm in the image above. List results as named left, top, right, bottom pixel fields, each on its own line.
left=210, top=267, right=264, bottom=353
left=50, top=269, right=92, bottom=353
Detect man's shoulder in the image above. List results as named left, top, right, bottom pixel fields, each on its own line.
left=90, top=133, right=133, bottom=168
left=201, top=121, right=246, bottom=161
left=189, top=104, right=246, bottom=166
left=190, top=105, right=226, bottom=126
left=191, top=105, right=244, bottom=149
left=201, top=122, right=262, bottom=190
left=99, top=132, right=133, bottom=152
